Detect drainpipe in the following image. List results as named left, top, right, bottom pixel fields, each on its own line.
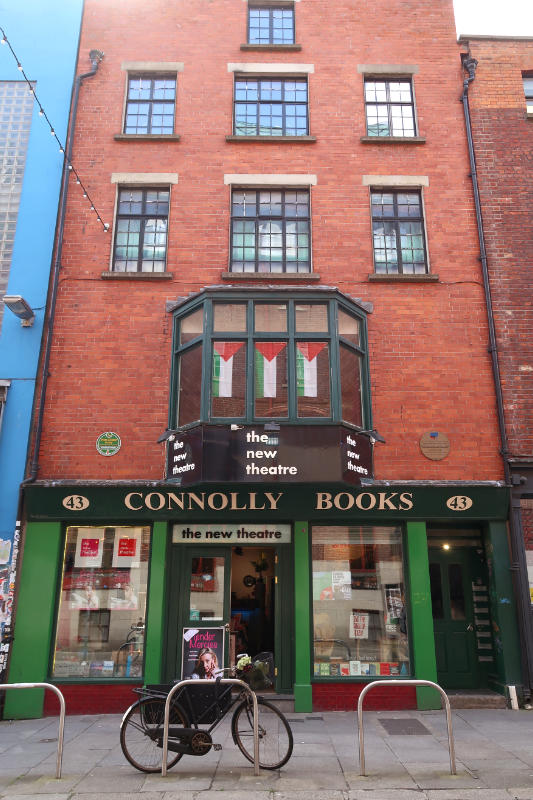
left=25, top=48, right=104, bottom=484
left=461, top=54, right=533, bottom=701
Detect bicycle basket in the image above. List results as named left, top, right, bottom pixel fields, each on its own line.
left=239, top=652, right=274, bottom=691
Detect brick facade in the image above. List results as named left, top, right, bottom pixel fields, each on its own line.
left=459, top=37, right=533, bottom=459
left=35, top=0, right=504, bottom=484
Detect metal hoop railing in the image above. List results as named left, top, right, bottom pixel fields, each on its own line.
left=161, top=678, right=260, bottom=776
left=356, top=679, right=456, bottom=776
left=0, top=683, right=66, bottom=778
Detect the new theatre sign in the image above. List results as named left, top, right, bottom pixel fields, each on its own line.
left=165, top=424, right=373, bottom=485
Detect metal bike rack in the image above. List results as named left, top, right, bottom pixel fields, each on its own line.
left=0, top=683, right=66, bottom=778
left=161, top=678, right=260, bottom=776
left=357, top=679, right=456, bottom=777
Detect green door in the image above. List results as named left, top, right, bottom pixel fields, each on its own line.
left=428, top=547, right=479, bottom=689
left=168, top=547, right=232, bottom=680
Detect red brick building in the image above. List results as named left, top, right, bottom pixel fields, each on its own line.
left=458, top=34, right=533, bottom=702
left=4, top=0, right=524, bottom=719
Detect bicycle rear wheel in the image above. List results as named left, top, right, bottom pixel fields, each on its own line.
left=120, top=697, right=188, bottom=773
left=231, top=697, right=293, bottom=769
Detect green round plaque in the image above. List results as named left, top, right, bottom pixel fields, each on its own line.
left=96, top=431, right=121, bottom=456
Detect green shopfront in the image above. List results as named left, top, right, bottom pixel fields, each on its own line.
left=4, top=481, right=521, bottom=718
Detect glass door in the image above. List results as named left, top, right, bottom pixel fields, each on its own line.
left=171, top=547, right=232, bottom=680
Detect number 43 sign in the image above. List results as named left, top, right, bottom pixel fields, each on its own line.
left=446, top=495, right=473, bottom=511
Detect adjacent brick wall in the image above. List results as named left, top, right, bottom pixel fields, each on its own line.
left=34, top=0, right=504, bottom=483
left=461, top=38, right=533, bottom=460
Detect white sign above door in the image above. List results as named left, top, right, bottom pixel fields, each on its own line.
left=172, top=523, right=291, bottom=544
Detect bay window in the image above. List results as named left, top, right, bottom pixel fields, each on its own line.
left=171, top=289, right=370, bottom=429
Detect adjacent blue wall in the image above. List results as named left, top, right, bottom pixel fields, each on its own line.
left=0, top=0, right=83, bottom=672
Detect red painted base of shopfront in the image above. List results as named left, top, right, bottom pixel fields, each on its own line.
left=43, top=684, right=142, bottom=716
left=313, top=683, right=417, bottom=711
left=43, top=682, right=417, bottom=715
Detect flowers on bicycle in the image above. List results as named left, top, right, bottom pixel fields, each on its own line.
left=236, top=655, right=252, bottom=672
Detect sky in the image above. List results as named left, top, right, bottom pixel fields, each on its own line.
left=453, top=0, right=533, bottom=37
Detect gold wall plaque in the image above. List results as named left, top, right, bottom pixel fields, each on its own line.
left=420, top=431, right=450, bottom=461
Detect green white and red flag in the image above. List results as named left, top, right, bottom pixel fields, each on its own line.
left=212, top=341, right=244, bottom=397
left=296, top=342, right=327, bottom=397
left=255, top=342, right=287, bottom=398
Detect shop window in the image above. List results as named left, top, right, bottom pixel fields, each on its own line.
left=311, top=526, right=410, bottom=677
left=51, top=526, right=150, bottom=679
left=171, top=290, right=370, bottom=428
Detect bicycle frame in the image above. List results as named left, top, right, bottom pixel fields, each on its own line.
left=161, top=678, right=260, bottom=776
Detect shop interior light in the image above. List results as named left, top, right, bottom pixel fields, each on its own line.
left=2, top=295, right=35, bottom=326
left=443, top=543, right=450, bottom=550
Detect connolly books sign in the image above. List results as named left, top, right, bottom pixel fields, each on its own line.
left=165, top=424, right=373, bottom=486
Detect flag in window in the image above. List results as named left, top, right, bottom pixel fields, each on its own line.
left=255, top=342, right=286, bottom=398
left=212, top=341, right=244, bottom=397
left=296, top=342, right=327, bottom=397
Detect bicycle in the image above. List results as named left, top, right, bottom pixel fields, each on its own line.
left=113, top=622, right=145, bottom=677
left=119, top=655, right=293, bottom=773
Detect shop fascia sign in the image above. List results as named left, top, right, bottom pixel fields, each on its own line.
left=25, top=483, right=509, bottom=521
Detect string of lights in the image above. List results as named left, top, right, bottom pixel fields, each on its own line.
left=0, top=26, right=109, bottom=232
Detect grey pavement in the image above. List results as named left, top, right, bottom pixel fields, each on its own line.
left=1, top=706, right=533, bottom=799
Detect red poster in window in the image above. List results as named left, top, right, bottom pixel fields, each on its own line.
left=80, top=539, right=99, bottom=558
left=117, top=538, right=137, bottom=558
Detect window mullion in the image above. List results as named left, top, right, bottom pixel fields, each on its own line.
left=287, top=301, right=297, bottom=418
left=138, top=216, right=146, bottom=272
left=246, top=301, right=254, bottom=421
left=395, top=219, right=403, bottom=274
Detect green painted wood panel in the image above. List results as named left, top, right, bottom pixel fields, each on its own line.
left=4, top=522, right=63, bottom=719
left=293, top=520, right=312, bottom=711
left=485, top=521, right=522, bottom=690
left=143, top=522, right=168, bottom=685
left=406, top=521, right=439, bottom=709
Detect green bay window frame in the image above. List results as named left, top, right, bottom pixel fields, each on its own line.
left=170, top=291, right=371, bottom=430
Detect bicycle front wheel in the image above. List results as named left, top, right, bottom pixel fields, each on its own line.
left=231, top=697, right=293, bottom=769
left=120, top=697, right=188, bottom=773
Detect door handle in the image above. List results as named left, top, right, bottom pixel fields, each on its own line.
left=466, top=623, right=474, bottom=632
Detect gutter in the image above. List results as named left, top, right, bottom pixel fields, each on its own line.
left=461, top=53, right=533, bottom=700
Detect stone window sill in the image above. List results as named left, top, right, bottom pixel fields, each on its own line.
left=240, top=44, right=302, bottom=51
left=360, top=136, right=426, bottom=144
left=226, top=135, right=316, bottom=143
left=367, top=273, right=438, bottom=282
left=101, top=271, right=173, bottom=280
left=222, top=271, right=321, bottom=281
left=114, top=134, right=181, bottom=141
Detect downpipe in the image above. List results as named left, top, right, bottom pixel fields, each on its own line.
left=461, top=54, right=533, bottom=701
